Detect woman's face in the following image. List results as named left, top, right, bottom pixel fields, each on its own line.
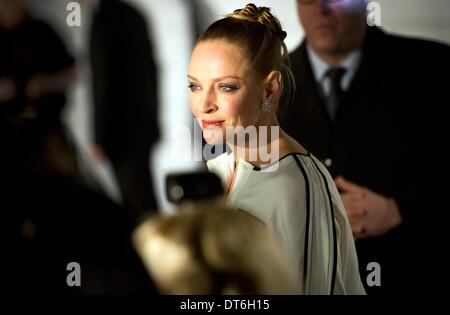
left=188, top=40, right=265, bottom=144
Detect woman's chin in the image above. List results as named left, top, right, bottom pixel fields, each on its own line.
left=203, top=135, right=225, bottom=145
left=202, top=128, right=225, bottom=145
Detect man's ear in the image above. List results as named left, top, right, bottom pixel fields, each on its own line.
left=264, top=70, right=282, bottom=102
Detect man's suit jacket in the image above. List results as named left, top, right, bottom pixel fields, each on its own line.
left=90, top=0, right=159, bottom=158
left=281, top=27, right=449, bottom=293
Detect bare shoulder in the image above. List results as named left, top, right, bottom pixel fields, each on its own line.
left=278, top=130, right=309, bottom=157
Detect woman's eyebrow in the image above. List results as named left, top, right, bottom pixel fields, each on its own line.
left=187, top=75, right=244, bottom=82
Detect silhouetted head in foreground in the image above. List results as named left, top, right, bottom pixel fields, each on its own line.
left=133, top=202, right=300, bottom=294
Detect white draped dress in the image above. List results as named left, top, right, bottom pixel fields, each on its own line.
left=207, top=151, right=366, bottom=295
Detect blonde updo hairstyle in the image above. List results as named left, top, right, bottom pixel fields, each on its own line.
left=197, top=3, right=295, bottom=113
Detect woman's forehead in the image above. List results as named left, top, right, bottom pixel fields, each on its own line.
left=190, top=40, right=252, bottom=79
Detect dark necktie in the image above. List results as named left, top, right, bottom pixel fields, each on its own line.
left=324, top=67, right=346, bottom=121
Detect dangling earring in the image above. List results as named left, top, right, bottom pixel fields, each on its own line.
left=261, top=99, right=273, bottom=112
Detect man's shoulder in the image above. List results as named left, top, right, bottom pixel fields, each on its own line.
left=288, top=41, right=307, bottom=64
left=370, top=27, right=449, bottom=56
left=287, top=41, right=309, bottom=81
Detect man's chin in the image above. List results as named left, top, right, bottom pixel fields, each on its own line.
left=311, top=35, right=340, bottom=53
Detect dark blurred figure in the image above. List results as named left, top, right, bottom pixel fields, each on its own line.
left=2, top=161, right=157, bottom=294
left=0, top=0, right=156, bottom=294
left=0, top=0, right=78, bottom=179
left=89, top=0, right=160, bottom=224
left=281, top=0, right=449, bottom=294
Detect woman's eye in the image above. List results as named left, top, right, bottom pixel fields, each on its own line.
left=188, top=83, right=200, bottom=91
left=219, top=84, right=237, bottom=92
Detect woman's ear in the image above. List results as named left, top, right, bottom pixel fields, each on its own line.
left=264, top=70, right=282, bottom=102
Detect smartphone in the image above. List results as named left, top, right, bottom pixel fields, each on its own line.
left=165, top=171, right=224, bottom=204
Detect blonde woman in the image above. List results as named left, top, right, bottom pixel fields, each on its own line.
left=187, top=3, right=365, bottom=294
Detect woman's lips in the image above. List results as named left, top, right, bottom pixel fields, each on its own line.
left=201, top=120, right=225, bottom=129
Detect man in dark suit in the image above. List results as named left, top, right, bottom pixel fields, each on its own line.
left=89, top=0, right=160, bottom=224
left=281, top=0, right=449, bottom=294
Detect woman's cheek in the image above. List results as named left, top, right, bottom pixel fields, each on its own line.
left=188, top=96, right=197, bottom=116
left=222, top=99, right=244, bottom=118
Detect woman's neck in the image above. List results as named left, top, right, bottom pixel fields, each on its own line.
left=230, top=118, right=282, bottom=168
left=229, top=127, right=307, bottom=169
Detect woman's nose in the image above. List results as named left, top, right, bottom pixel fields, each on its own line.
left=198, top=90, right=218, bottom=114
